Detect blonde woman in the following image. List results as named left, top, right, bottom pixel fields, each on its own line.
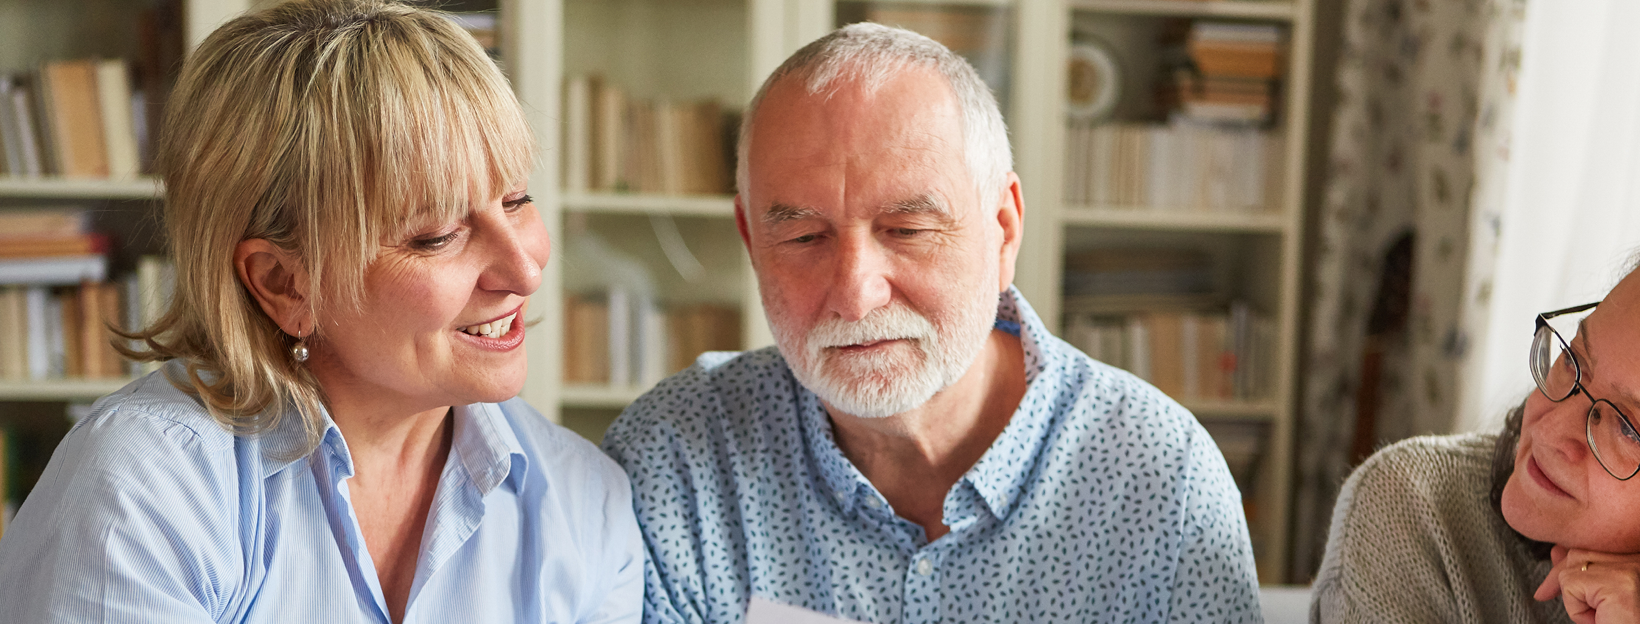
left=0, top=1, right=641, bottom=621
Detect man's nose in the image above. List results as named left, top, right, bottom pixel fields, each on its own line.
left=826, top=233, right=892, bottom=322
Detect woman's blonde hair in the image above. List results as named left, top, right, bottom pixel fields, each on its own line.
left=120, top=0, right=534, bottom=450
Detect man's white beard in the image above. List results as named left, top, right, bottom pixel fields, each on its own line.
left=774, top=289, right=1000, bottom=419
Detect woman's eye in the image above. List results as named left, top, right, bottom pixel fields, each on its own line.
left=503, top=194, right=534, bottom=211
left=411, top=231, right=459, bottom=251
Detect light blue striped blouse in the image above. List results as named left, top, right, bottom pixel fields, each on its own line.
left=0, top=361, right=643, bottom=623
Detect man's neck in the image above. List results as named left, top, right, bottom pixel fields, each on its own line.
left=826, top=328, right=1027, bottom=542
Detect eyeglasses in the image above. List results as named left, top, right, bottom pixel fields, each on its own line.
left=1530, top=301, right=1640, bottom=480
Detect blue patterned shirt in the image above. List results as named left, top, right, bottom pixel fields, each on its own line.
left=0, top=361, right=643, bottom=623
left=602, top=287, right=1261, bottom=623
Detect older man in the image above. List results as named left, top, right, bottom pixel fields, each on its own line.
left=602, top=23, right=1261, bottom=623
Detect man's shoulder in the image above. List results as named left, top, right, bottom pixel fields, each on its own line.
left=1032, top=338, right=1202, bottom=436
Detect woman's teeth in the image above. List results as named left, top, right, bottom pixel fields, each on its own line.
left=460, top=313, right=516, bottom=338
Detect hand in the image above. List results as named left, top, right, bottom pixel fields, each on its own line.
left=1536, top=544, right=1640, bottom=624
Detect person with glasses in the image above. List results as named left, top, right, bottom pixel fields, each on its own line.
left=1312, top=263, right=1640, bottom=623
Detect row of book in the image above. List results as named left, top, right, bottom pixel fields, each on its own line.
left=0, top=207, right=174, bottom=382
left=0, top=60, right=148, bottom=179
left=561, top=75, right=735, bottom=196
left=1164, top=21, right=1287, bottom=125
left=0, top=283, right=129, bottom=381
left=564, top=289, right=741, bottom=387
left=1064, top=304, right=1273, bottom=402
left=1062, top=121, right=1282, bottom=213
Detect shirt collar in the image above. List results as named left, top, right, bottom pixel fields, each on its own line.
left=961, top=286, right=1060, bottom=520
left=256, top=399, right=528, bottom=495
left=800, top=286, right=1060, bottom=521
left=451, top=402, right=529, bottom=494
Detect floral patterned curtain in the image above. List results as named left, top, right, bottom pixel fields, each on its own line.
left=1289, top=0, right=1528, bottom=582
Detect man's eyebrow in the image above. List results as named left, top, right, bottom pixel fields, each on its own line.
left=885, top=193, right=953, bottom=220
left=762, top=203, right=820, bottom=224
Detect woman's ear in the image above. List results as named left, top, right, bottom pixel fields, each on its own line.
left=234, top=239, right=311, bottom=336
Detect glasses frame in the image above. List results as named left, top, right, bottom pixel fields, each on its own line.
left=1531, top=300, right=1640, bottom=481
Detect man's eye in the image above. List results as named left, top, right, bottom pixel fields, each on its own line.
left=790, top=234, right=818, bottom=244
left=891, top=228, right=922, bottom=237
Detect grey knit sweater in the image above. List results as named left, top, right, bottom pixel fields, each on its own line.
left=1310, top=433, right=1572, bottom=623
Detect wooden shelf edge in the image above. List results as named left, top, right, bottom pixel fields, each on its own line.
left=1069, top=0, right=1296, bottom=20
left=1182, top=399, right=1279, bottom=420
left=0, top=177, right=163, bottom=200
left=559, top=383, right=647, bottom=409
left=0, top=378, right=134, bottom=401
left=559, top=191, right=736, bottom=217
left=1061, top=205, right=1288, bottom=232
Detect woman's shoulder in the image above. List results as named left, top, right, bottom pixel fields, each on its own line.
left=1331, top=432, right=1499, bottom=531
left=1352, top=433, right=1497, bottom=497
left=62, top=365, right=245, bottom=471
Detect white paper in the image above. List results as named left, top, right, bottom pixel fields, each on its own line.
left=745, top=597, right=863, bottom=624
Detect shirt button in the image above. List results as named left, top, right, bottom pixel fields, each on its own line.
left=865, top=497, right=882, bottom=509
left=915, top=558, right=934, bottom=576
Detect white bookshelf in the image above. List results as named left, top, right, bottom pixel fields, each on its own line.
left=1039, top=0, right=1315, bottom=582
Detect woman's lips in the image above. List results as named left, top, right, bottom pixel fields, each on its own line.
left=1528, top=455, right=1574, bottom=499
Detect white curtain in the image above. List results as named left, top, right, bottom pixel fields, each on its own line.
left=1456, top=0, right=1640, bottom=433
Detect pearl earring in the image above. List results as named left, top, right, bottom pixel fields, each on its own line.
left=290, top=324, right=309, bottom=363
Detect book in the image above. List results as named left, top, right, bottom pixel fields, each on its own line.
left=23, top=286, right=48, bottom=380
left=1, top=77, right=45, bottom=176
left=563, top=293, right=610, bottom=384
left=565, top=75, right=736, bottom=196
left=39, top=60, right=109, bottom=178
left=0, top=235, right=109, bottom=259
left=0, top=207, right=90, bottom=239
left=95, top=60, right=140, bottom=179
left=562, top=74, right=592, bottom=193
left=0, top=255, right=107, bottom=286
left=0, top=288, right=24, bottom=380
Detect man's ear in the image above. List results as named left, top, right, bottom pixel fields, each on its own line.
left=735, top=193, right=755, bottom=253
left=994, top=171, right=1025, bottom=291
left=234, top=239, right=311, bottom=337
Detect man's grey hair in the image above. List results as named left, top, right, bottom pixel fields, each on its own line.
left=735, top=22, right=1013, bottom=209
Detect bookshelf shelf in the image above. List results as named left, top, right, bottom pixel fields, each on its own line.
left=559, top=192, right=736, bottom=218
left=1183, top=399, right=1279, bottom=420
left=845, top=0, right=1013, bottom=6
left=0, top=378, right=134, bottom=402
left=559, top=383, right=647, bottom=409
left=1061, top=206, right=1289, bottom=233
left=1069, top=0, right=1297, bottom=20
left=0, top=177, right=163, bottom=200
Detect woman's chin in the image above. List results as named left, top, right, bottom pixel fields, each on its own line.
left=1500, top=474, right=1561, bottom=544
